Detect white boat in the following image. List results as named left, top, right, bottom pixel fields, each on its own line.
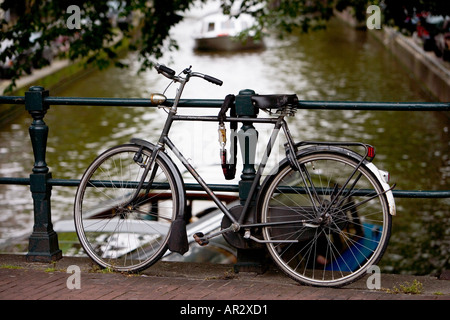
left=193, top=12, right=264, bottom=51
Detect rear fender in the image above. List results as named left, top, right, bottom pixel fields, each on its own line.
left=261, top=145, right=396, bottom=216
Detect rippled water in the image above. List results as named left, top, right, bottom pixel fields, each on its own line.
left=0, top=16, right=448, bottom=274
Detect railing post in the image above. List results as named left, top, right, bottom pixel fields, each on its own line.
left=236, top=89, right=258, bottom=204
left=234, top=89, right=268, bottom=273
left=25, top=86, right=62, bottom=262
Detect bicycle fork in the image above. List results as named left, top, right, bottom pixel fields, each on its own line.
left=127, top=144, right=163, bottom=207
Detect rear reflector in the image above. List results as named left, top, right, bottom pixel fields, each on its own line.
left=367, top=146, right=375, bottom=158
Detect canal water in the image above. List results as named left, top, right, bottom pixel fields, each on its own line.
left=0, top=16, right=448, bottom=275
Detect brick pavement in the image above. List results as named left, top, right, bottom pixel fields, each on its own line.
left=0, top=254, right=448, bottom=307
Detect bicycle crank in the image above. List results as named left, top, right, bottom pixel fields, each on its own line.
left=220, top=205, right=264, bottom=250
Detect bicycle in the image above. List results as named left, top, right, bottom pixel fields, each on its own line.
left=74, top=64, right=396, bottom=287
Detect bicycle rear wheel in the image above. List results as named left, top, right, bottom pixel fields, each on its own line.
left=259, top=151, right=392, bottom=287
left=74, top=144, right=181, bottom=273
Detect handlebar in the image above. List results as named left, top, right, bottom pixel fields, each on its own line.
left=203, top=74, right=223, bottom=86
left=154, top=63, right=223, bottom=86
left=155, top=64, right=176, bottom=78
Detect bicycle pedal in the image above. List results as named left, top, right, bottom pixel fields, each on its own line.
left=193, top=232, right=209, bottom=246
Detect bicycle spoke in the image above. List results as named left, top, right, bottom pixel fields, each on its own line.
left=74, top=145, right=179, bottom=273
left=261, top=152, right=391, bottom=287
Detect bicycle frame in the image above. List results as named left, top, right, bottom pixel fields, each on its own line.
left=152, top=111, right=301, bottom=237
left=126, top=72, right=316, bottom=243
left=129, top=68, right=393, bottom=245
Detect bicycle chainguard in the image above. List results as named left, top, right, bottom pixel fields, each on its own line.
left=193, top=232, right=209, bottom=246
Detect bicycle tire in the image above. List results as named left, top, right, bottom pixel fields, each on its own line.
left=259, top=151, right=392, bottom=287
left=74, top=144, right=182, bottom=273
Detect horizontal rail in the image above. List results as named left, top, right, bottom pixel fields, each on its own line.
left=1, top=95, right=449, bottom=111
left=297, top=101, right=450, bottom=111
left=0, top=177, right=240, bottom=193
left=0, top=177, right=448, bottom=198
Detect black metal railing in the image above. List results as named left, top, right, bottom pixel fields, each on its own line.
left=1, top=86, right=449, bottom=262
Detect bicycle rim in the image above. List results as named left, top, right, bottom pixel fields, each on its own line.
left=74, top=145, right=178, bottom=272
left=260, top=152, right=391, bottom=287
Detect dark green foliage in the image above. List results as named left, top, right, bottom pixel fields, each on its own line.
left=1, top=0, right=448, bottom=92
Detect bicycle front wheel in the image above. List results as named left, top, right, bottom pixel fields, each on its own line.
left=74, top=144, right=181, bottom=273
left=259, top=151, right=392, bottom=287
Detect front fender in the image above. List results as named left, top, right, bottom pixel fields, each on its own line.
left=130, top=138, right=190, bottom=254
